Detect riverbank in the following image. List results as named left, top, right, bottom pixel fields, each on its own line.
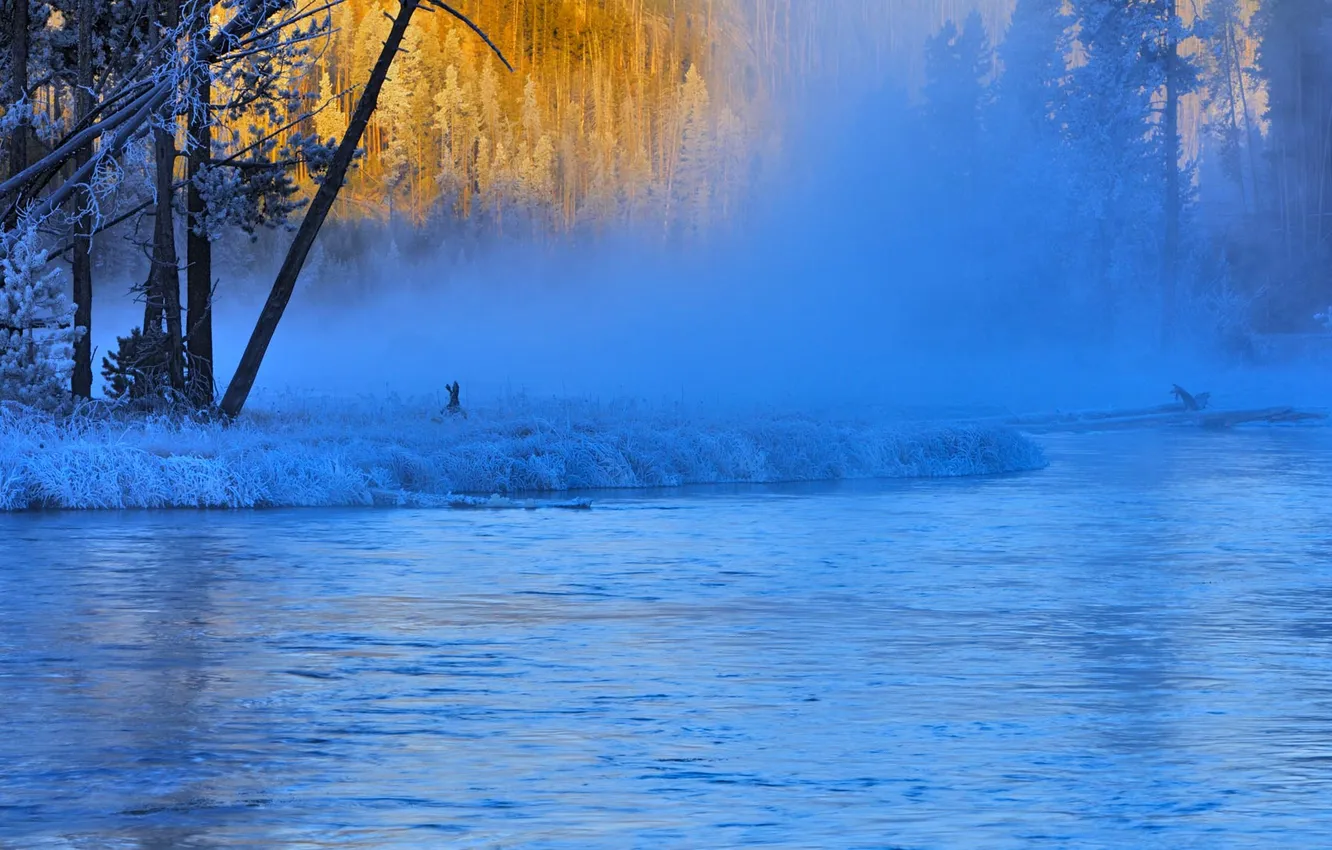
left=0, top=396, right=1046, bottom=510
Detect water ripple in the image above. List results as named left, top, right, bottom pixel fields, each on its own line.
left=1, top=428, right=1331, bottom=846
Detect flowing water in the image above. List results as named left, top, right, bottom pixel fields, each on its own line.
left=3, top=427, right=1332, bottom=848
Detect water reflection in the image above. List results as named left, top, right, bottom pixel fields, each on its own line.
left=2, top=427, right=1332, bottom=846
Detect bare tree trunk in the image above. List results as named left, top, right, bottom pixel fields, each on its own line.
left=5, top=0, right=29, bottom=231
left=1218, top=14, right=1248, bottom=214
left=1163, top=0, right=1180, bottom=342
left=219, top=0, right=424, bottom=417
left=72, top=0, right=94, bottom=398
left=186, top=1, right=213, bottom=405
left=151, top=0, right=185, bottom=391
left=1230, top=24, right=1260, bottom=216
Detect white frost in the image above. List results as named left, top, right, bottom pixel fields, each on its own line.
left=0, top=396, right=1047, bottom=510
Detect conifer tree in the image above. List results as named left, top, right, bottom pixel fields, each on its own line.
left=988, top=0, right=1072, bottom=314
left=1063, top=0, right=1196, bottom=329
left=0, top=222, right=81, bottom=410
left=673, top=64, right=714, bottom=239
left=921, top=11, right=992, bottom=197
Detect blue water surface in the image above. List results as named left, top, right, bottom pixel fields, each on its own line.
left=3, top=427, right=1332, bottom=848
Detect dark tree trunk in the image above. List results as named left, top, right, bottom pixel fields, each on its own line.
left=151, top=0, right=185, bottom=391
left=219, top=0, right=423, bottom=417
left=5, top=0, right=29, bottom=231
left=186, top=2, right=214, bottom=405
left=72, top=0, right=94, bottom=398
left=1163, top=0, right=1180, bottom=341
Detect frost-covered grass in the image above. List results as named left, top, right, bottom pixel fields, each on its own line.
left=0, top=396, right=1047, bottom=510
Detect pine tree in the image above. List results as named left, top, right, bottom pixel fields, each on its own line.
left=1065, top=0, right=1166, bottom=213
left=921, top=11, right=992, bottom=196
left=0, top=223, right=81, bottom=411
left=673, top=64, right=713, bottom=239
left=314, top=64, right=347, bottom=147
left=379, top=23, right=428, bottom=218
left=994, top=0, right=1069, bottom=138
left=1063, top=0, right=1195, bottom=329
left=987, top=0, right=1073, bottom=318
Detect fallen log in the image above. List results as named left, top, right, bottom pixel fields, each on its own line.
left=1200, top=408, right=1328, bottom=429
left=1005, top=406, right=1327, bottom=433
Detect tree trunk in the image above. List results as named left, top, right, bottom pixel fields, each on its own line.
left=219, top=0, right=423, bottom=417
left=5, top=0, right=29, bottom=231
left=151, top=0, right=185, bottom=391
left=72, top=0, right=94, bottom=398
left=1229, top=23, right=1260, bottom=216
left=1163, top=0, right=1180, bottom=343
left=186, top=2, right=214, bottom=405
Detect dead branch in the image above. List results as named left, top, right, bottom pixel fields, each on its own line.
left=423, top=0, right=514, bottom=71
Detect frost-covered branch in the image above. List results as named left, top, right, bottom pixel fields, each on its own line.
left=1, top=0, right=296, bottom=232
left=234, top=0, right=342, bottom=49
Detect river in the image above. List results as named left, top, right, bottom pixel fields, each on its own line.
left=3, top=427, right=1331, bottom=847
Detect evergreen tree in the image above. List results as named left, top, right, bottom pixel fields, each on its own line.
left=921, top=11, right=992, bottom=193
left=987, top=0, right=1074, bottom=321
left=994, top=0, right=1069, bottom=138
left=1063, top=0, right=1195, bottom=330
left=0, top=222, right=80, bottom=410
left=673, top=64, right=713, bottom=239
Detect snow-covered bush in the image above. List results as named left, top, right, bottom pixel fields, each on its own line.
left=0, top=224, right=83, bottom=411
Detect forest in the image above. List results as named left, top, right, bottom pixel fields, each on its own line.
left=0, top=0, right=1328, bottom=416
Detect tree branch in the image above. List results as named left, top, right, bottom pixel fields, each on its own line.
left=234, top=0, right=343, bottom=49
left=422, top=0, right=514, bottom=72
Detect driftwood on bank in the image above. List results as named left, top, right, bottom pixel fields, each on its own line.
left=999, top=400, right=1327, bottom=434
left=992, top=384, right=1327, bottom=434
left=1199, top=408, right=1327, bottom=429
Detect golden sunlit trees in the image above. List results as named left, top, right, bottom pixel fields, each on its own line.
left=315, top=0, right=758, bottom=233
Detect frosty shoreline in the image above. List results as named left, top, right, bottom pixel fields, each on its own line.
left=0, top=397, right=1046, bottom=510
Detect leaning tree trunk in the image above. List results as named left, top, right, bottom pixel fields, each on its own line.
left=186, top=1, right=214, bottom=405
left=1163, top=0, right=1180, bottom=343
left=5, top=0, right=30, bottom=232
left=219, top=0, right=423, bottom=417
left=151, top=0, right=185, bottom=392
left=219, top=0, right=510, bottom=417
left=71, top=0, right=95, bottom=398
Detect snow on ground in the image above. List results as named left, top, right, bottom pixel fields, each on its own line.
left=0, top=395, right=1046, bottom=510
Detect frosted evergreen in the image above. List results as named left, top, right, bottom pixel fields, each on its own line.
left=0, top=225, right=82, bottom=412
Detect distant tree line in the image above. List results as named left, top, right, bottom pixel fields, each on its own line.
left=1, top=0, right=1327, bottom=417
left=907, top=0, right=1332, bottom=345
